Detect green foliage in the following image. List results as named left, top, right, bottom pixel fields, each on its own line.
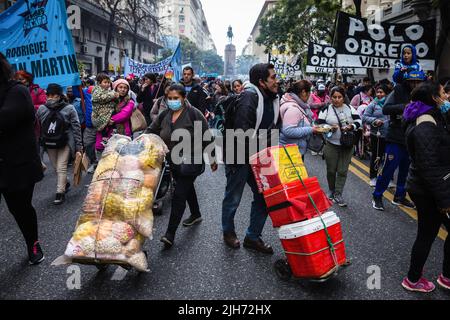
left=236, top=55, right=259, bottom=75
left=180, top=36, right=224, bottom=75
left=256, top=0, right=341, bottom=55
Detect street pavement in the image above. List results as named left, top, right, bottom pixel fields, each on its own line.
left=1, top=152, right=449, bottom=300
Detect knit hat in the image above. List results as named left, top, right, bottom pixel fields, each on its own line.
left=46, top=83, right=63, bottom=96
left=112, top=79, right=130, bottom=92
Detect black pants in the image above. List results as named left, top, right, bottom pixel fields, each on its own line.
left=167, top=173, right=201, bottom=235
left=0, top=184, right=39, bottom=249
left=408, top=193, right=450, bottom=282
left=369, top=136, right=386, bottom=179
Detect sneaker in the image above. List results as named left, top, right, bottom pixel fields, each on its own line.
left=437, top=274, right=450, bottom=290
left=402, top=277, right=435, bottom=293
left=243, top=237, right=274, bottom=254
left=53, top=193, right=65, bottom=205
left=182, top=215, right=203, bottom=227
left=388, top=181, right=396, bottom=189
left=392, top=197, right=416, bottom=209
left=370, top=178, right=377, bottom=187
left=328, top=191, right=335, bottom=202
left=333, top=193, right=347, bottom=207
left=87, top=164, right=96, bottom=174
left=311, top=151, right=318, bottom=156
left=28, top=241, right=45, bottom=265
left=372, top=197, right=385, bottom=211
left=160, top=232, right=174, bottom=249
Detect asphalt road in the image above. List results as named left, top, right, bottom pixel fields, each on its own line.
left=1, top=152, right=449, bottom=300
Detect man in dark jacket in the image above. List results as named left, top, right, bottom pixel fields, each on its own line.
left=0, top=53, right=44, bottom=265
left=221, top=63, right=280, bottom=253
left=372, top=71, right=426, bottom=211
left=179, top=67, right=209, bottom=115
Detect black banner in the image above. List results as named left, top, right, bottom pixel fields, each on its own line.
left=335, top=11, right=436, bottom=70
left=306, top=42, right=366, bottom=74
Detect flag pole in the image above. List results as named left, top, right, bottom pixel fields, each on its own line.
left=155, top=42, right=180, bottom=99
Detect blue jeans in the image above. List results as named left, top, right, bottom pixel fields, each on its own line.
left=222, top=164, right=268, bottom=240
left=373, top=143, right=410, bottom=199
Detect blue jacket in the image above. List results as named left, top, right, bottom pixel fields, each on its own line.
left=393, top=45, right=422, bottom=84
left=73, top=86, right=93, bottom=128
left=362, top=98, right=389, bottom=138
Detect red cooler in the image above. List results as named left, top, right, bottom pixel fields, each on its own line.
left=264, top=177, right=332, bottom=227
left=278, top=211, right=347, bottom=279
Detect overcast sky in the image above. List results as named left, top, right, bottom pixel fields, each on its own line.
left=201, top=0, right=266, bottom=57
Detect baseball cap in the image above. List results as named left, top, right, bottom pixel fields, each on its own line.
left=318, top=84, right=326, bottom=91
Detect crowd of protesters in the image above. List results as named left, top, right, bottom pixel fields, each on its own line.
left=1, top=42, right=450, bottom=293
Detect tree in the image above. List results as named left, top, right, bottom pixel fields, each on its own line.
left=236, top=55, right=259, bottom=75
left=179, top=36, right=224, bottom=75
left=99, top=0, right=123, bottom=71
left=201, top=50, right=224, bottom=75
left=117, top=0, right=160, bottom=59
left=256, top=0, right=341, bottom=55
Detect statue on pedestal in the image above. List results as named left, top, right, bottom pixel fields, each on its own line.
left=227, top=26, right=234, bottom=44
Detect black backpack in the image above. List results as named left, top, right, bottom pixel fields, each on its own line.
left=40, top=104, right=68, bottom=149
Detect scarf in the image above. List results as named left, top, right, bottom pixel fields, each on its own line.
left=289, top=93, right=314, bottom=124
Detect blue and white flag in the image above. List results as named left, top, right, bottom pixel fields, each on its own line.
left=125, top=42, right=182, bottom=81
left=0, top=0, right=81, bottom=88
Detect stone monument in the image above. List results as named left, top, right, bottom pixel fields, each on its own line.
left=224, top=26, right=236, bottom=78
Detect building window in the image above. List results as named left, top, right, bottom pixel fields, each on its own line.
left=179, top=15, right=185, bottom=23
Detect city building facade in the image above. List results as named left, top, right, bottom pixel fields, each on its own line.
left=158, top=0, right=216, bottom=52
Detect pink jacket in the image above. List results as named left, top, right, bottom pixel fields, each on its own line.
left=95, top=99, right=134, bottom=151
left=308, top=93, right=330, bottom=120
left=29, top=84, right=47, bottom=110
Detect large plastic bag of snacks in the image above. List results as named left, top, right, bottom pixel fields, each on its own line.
left=54, top=134, right=168, bottom=272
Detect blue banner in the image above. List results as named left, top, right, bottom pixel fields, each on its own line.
left=124, top=42, right=182, bottom=82
left=0, top=0, right=81, bottom=88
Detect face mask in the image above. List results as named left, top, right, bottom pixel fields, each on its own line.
left=168, top=100, right=183, bottom=111
left=47, top=98, right=59, bottom=104
left=441, top=101, right=450, bottom=115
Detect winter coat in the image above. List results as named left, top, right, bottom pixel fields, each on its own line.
left=95, top=98, right=134, bottom=151
left=404, top=103, right=450, bottom=209
left=393, top=45, right=423, bottom=84
left=91, top=86, right=117, bottom=131
left=362, top=98, right=390, bottom=138
left=224, top=82, right=280, bottom=165
left=73, top=86, right=94, bottom=128
left=317, top=103, right=362, bottom=146
left=280, top=93, right=314, bottom=156
left=383, top=82, right=413, bottom=145
left=37, top=99, right=83, bottom=156
left=147, top=100, right=213, bottom=170
left=308, top=93, right=330, bottom=120
left=150, top=96, right=168, bottom=123
left=29, top=84, right=47, bottom=110
left=137, top=83, right=158, bottom=124
left=0, top=81, right=43, bottom=191
left=350, top=91, right=373, bottom=109
left=180, top=80, right=209, bottom=115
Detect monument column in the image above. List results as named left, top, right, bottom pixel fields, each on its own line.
left=224, top=26, right=236, bottom=79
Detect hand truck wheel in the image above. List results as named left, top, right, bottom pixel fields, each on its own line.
left=274, top=259, right=292, bottom=281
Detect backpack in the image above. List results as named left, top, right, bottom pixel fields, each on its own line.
left=211, top=94, right=239, bottom=134
left=40, top=104, right=68, bottom=149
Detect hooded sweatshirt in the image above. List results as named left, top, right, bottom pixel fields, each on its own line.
left=393, top=45, right=423, bottom=84
left=403, top=101, right=450, bottom=208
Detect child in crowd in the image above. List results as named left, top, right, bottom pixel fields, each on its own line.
left=91, top=73, right=119, bottom=133
left=91, top=74, right=119, bottom=153
left=393, top=45, right=423, bottom=84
